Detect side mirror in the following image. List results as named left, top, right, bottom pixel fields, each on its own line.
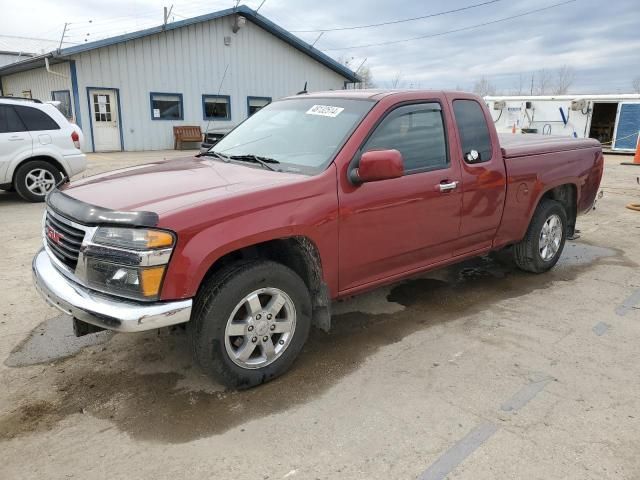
left=350, top=149, right=404, bottom=184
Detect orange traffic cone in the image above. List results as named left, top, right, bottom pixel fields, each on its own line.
left=512, top=123, right=517, bottom=134
left=621, top=133, right=640, bottom=165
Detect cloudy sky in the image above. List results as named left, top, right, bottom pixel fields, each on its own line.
left=2, top=0, right=638, bottom=93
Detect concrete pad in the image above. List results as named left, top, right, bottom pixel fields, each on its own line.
left=0, top=152, right=639, bottom=479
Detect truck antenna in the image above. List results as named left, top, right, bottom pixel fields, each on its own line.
left=297, top=81, right=308, bottom=95
left=204, top=64, right=230, bottom=137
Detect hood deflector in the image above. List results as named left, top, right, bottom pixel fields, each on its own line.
left=46, top=189, right=159, bottom=227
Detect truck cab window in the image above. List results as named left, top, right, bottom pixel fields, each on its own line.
left=453, top=99, right=492, bottom=162
left=363, top=103, right=448, bottom=173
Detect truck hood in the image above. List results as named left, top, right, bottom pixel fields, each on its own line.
left=61, top=156, right=307, bottom=216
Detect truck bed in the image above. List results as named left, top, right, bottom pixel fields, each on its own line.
left=499, top=134, right=600, bottom=158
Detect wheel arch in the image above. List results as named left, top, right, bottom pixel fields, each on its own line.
left=193, top=236, right=332, bottom=332
left=537, top=183, right=577, bottom=236
left=11, top=155, right=67, bottom=186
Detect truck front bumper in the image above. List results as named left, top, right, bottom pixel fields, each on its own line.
left=32, top=248, right=192, bottom=332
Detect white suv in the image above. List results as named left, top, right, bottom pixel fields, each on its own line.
left=0, top=97, right=86, bottom=202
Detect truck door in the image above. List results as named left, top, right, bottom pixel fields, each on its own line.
left=448, top=97, right=506, bottom=256
left=338, top=101, right=462, bottom=293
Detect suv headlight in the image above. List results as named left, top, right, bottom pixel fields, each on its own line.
left=85, top=227, right=175, bottom=301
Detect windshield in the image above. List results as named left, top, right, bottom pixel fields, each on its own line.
left=211, top=98, right=374, bottom=174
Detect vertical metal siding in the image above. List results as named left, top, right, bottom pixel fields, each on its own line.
left=70, top=17, right=348, bottom=151
left=0, top=62, right=72, bottom=103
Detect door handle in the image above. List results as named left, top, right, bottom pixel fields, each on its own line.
left=8, top=136, right=24, bottom=141
left=438, top=180, right=459, bottom=192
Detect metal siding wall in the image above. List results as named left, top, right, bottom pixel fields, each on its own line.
left=0, top=62, right=72, bottom=102
left=72, top=17, right=348, bottom=151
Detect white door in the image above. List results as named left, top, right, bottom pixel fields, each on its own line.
left=0, top=104, right=33, bottom=183
left=89, top=89, right=121, bottom=152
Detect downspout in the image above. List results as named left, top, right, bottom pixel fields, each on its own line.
left=44, top=57, right=68, bottom=79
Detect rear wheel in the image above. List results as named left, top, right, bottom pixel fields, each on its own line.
left=189, top=260, right=312, bottom=389
left=513, top=199, right=567, bottom=273
left=14, top=160, right=62, bottom=202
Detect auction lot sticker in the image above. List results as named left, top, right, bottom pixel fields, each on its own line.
left=306, top=105, right=344, bottom=117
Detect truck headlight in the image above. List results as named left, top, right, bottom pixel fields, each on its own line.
left=85, top=227, right=175, bottom=301
left=92, top=227, right=175, bottom=250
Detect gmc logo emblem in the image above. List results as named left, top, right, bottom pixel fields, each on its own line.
left=46, top=226, right=64, bottom=245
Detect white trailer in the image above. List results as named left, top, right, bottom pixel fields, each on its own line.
left=484, top=94, right=640, bottom=153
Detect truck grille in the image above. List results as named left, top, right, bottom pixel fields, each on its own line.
left=44, top=211, right=86, bottom=270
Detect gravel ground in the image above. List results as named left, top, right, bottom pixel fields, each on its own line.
left=0, top=151, right=639, bottom=480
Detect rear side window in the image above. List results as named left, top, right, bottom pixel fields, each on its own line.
left=14, top=105, right=60, bottom=131
left=453, top=99, right=492, bottom=162
left=0, top=105, right=27, bottom=133
left=363, top=103, right=448, bottom=173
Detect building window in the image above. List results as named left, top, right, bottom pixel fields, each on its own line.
left=150, top=92, right=183, bottom=120
left=247, top=96, right=271, bottom=116
left=202, top=95, right=231, bottom=121
left=52, top=90, right=72, bottom=119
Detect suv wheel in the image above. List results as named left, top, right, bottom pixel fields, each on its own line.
left=14, top=160, right=62, bottom=202
left=189, top=260, right=312, bottom=389
left=513, top=199, right=567, bottom=273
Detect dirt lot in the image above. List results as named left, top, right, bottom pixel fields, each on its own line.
left=1, top=151, right=639, bottom=479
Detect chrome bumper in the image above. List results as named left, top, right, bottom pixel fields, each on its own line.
left=32, top=248, right=192, bottom=332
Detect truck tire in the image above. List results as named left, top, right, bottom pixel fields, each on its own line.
left=14, top=160, right=62, bottom=202
left=513, top=199, right=567, bottom=273
left=188, top=260, right=312, bottom=389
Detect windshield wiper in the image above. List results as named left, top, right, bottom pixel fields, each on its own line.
left=229, top=154, right=280, bottom=171
left=197, top=150, right=231, bottom=161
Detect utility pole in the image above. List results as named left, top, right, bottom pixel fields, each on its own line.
left=530, top=72, right=534, bottom=95
left=354, top=57, right=368, bottom=74
left=58, top=23, right=69, bottom=52
left=310, top=31, right=323, bottom=48
left=163, top=5, right=174, bottom=29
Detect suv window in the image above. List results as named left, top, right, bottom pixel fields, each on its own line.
left=0, top=105, right=27, bottom=133
left=14, top=105, right=60, bottom=131
left=452, top=99, right=492, bottom=162
left=363, top=103, right=448, bottom=173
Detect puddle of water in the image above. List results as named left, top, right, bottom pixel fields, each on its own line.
left=0, top=241, right=632, bottom=443
left=5, top=315, right=112, bottom=367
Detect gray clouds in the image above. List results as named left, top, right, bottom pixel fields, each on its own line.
left=2, top=0, right=638, bottom=93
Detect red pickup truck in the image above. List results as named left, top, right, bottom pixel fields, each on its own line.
left=33, top=90, right=603, bottom=388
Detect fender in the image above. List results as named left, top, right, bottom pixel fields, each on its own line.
left=0, top=143, right=33, bottom=184
left=159, top=167, right=340, bottom=301
left=6, top=149, right=70, bottom=183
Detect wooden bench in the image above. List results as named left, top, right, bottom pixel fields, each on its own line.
left=173, top=126, right=203, bottom=150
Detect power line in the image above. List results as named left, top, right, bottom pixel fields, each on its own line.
left=290, top=0, right=502, bottom=33
left=323, top=0, right=577, bottom=51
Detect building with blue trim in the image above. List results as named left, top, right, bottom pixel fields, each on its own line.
left=0, top=5, right=358, bottom=152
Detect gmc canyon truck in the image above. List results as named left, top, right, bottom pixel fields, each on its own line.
left=33, top=90, right=603, bottom=388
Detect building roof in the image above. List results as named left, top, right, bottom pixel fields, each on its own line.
left=0, top=5, right=358, bottom=82
left=0, top=35, right=74, bottom=56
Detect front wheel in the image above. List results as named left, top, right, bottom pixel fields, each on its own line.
left=189, top=260, right=312, bottom=389
left=513, top=199, right=567, bottom=273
